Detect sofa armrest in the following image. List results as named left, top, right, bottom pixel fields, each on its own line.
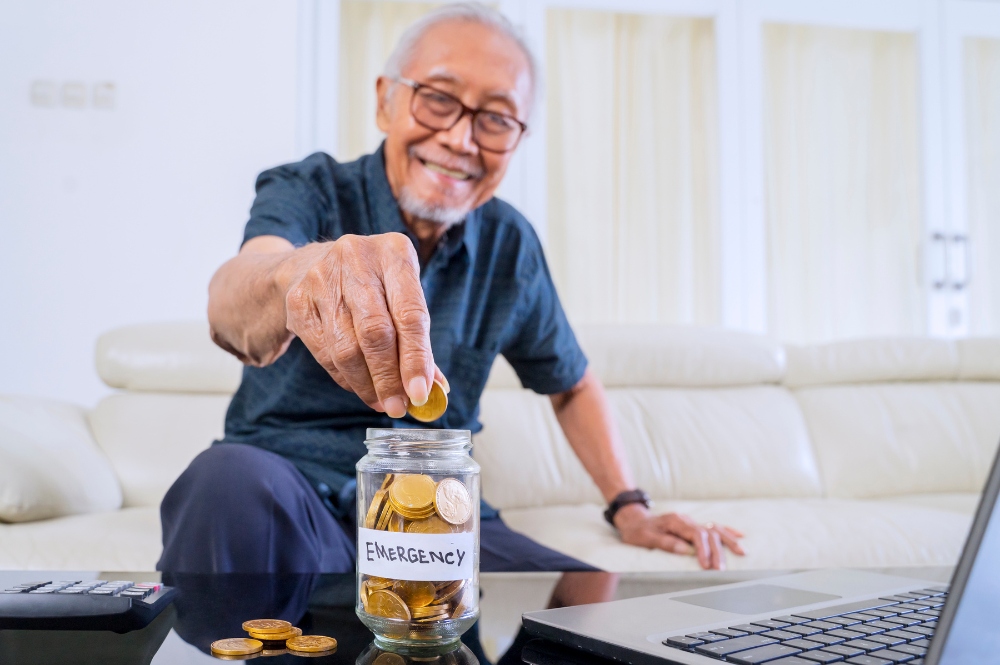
left=0, top=395, right=122, bottom=523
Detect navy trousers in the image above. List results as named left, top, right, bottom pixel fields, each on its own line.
left=157, top=443, right=596, bottom=573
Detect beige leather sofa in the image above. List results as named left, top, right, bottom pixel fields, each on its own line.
left=2, top=322, right=998, bottom=572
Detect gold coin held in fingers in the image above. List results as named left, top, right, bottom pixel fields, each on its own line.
left=406, top=380, right=448, bottom=422
left=241, top=620, right=292, bottom=634
left=389, top=474, right=437, bottom=512
left=211, top=638, right=264, bottom=655
left=435, top=478, right=473, bottom=525
left=368, top=589, right=412, bottom=620
left=286, top=635, right=338, bottom=653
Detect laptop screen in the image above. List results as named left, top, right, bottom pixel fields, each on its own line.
left=929, top=445, right=1000, bottom=664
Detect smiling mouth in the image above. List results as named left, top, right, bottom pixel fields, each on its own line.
left=419, top=158, right=475, bottom=181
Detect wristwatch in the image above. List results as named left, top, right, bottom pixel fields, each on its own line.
left=604, top=489, right=652, bottom=526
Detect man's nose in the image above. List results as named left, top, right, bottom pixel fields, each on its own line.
left=438, top=112, right=478, bottom=155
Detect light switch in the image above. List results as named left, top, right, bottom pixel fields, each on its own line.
left=93, top=82, right=115, bottom=109
left=61, top=81, right=87, bottom=108
left=30, top=80, right=56, bottom=107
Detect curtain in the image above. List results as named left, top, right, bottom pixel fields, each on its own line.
left=338, top=1, right=440, bottom=162
left=546, top=10, right=720, bottom=325
left=763, top=24, right=923, bottom=344
left=966, top=38, right=1000, bottom=335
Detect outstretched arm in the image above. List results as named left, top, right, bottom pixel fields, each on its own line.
left=550, top=368, right=745, bottom=570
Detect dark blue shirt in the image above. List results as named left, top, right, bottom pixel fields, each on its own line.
left=222, top=145, right=587, bottom=513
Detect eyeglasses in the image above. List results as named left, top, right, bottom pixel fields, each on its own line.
left=395, top=77, right=527, bottom=154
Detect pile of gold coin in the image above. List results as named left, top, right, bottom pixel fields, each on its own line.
left=209, top=620, right=336, bottom=659
left=360, top=473, right=475, bottom=626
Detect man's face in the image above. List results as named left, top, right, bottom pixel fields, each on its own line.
left=377, top=20, right=532, bottom=225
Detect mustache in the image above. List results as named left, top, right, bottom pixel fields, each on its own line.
left=409, top=146, right=485, bottom=178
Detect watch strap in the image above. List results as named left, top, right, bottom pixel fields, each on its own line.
left=604, top=489, right=651, bottom=526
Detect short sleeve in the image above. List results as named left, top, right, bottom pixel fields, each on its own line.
left=501, top=229, right=588, bottom=395
left=242, top=164, right=325, bottom=248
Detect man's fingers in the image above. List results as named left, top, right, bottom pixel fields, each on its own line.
left=434, top=366, right=450, bottom=394
left=338, top=239, right=410, bottom=416
left=708, top=529, right=725, bottom=570
left=328, top=299, right=382, bottom=410
left=380, top=234, right=434, bottom=406
left=717, top=526, right=745, bottom=556
left=656, top=533, right=695, bottom=556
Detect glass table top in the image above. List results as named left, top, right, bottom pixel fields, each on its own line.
left=0, top=568, right=952, bottom=665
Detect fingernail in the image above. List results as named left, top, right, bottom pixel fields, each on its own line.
left=384, top=396, right=407, bottom=419
left=408, top=377, right=429, bottom=406
left=440, top=375, right=451, bottom=394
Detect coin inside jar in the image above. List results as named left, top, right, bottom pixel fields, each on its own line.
left=392, top=580, right=437, bottom=608
left=434, top=478, right=473, bottom=525
left=365, top=489, right=389, bottom=529
left=406, top=514, right=461, bottom=534
left=368, top=589, right=412, bottom=620
left=389, top=474, right=436, bottom=512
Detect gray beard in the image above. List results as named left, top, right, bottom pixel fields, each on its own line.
left=398, top=186, right=470, bottom=226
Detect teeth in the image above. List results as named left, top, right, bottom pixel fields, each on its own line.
left=424, top=161, right=470, bottom=180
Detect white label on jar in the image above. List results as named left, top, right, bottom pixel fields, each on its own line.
left=358, top=527, right=475, bottom=581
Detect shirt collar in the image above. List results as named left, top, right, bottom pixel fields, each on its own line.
left=365, top=142, right=480, bottom=261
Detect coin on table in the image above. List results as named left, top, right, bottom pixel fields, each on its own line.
left=286, top=635, right=338, bottom=653
left=247, top=626, right=301, bottom=641
left=212, top=654, right=261, bottom=661
left=212, top=638, right=264, bottom=655
left=392, top=580, right=437, bottom=608
left=241, top=619, right=292, bottom=634
left=406, top=380, right=448, bottom=422
left=365, top=489, right=389, bottom=529
left=368, top=589, right=412, bottom=620
left=406, top=514, right=461, bottom=534
left=434, top=478, right=473, bottom=525
left=389, top=474, right=436, bottom=512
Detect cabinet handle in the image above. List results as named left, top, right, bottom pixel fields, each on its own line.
left=931, top=232, right=949, bottom=290
left=951, top=234, right=970, bottom=291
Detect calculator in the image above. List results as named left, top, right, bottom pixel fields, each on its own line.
left=0, top=579, right=177, bottom=632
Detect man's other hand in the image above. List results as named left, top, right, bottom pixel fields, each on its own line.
left=613, top=503, right=745, bottom=570
left=278, top=232, right=438, bottom=418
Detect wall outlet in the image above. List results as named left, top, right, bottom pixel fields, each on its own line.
left=61, top=81, right=87, bottom=108
left=30, top=80, right=56, bottom=107
left=93, top=82, right=115, bottom=109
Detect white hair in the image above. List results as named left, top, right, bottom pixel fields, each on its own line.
left=383, top=2, right=539, bottom=111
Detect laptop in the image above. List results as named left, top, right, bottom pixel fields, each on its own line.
left=522, top=444, right=1000, bottom=665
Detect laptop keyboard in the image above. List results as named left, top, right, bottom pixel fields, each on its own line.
left=663, top=586, right=947, bottom=664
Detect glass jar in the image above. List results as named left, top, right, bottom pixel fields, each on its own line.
left=356, top=428, right=480, bottom=650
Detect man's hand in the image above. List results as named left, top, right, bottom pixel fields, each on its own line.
left=278, top=233, right=438, bottom=418
left=613, top=503, right=745, bottom=570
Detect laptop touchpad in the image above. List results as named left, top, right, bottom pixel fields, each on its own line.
left=671, top=584, right=840, bottom=615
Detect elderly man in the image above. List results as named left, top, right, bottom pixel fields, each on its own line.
left=157, top=4, right=743, bottom=574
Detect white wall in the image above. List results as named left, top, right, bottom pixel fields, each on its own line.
left=0, top=1, right=299, bottom=407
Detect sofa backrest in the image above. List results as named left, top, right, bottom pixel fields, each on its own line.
left=88, top=322, right=1000, bottom=511
left=784, top=338, right=1000, bottom=500
left=475, top=326, right=825, bottom=510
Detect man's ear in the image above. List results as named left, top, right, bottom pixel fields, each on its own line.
left=376, top=76, right=394, bottom=133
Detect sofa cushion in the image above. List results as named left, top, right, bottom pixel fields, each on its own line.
left=0, top=396, right=122, bottom=523
left=0, top=506, right=161, bottom=570
left=794, top=383, right=1000, bottom=499
left=500, top=498, right=974, bottom=572
left=89, top=393, right=227, bottom=507
left=96, top=321, right=242, bottom=394
left=475, top=385, right=822, bottom=510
